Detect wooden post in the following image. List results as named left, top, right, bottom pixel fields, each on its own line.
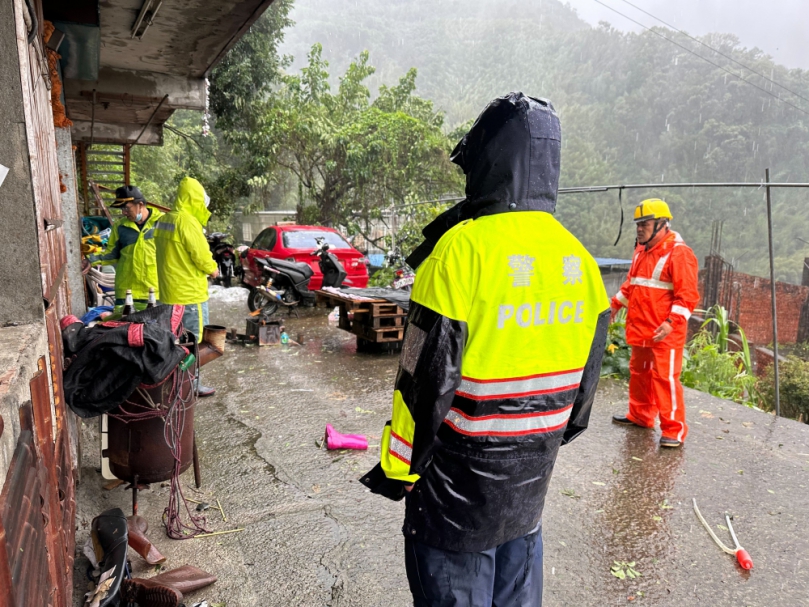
left=78, top=142, right=90, bottom=215
left=123, top=143, right=131, bottom=186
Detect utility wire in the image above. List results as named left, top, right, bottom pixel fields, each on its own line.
left=591, top=0, right=809, bottom=117
left=615, top=0, right=809, bottom=107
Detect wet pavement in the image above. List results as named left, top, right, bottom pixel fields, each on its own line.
left=73, top=295, right=809, bottom=606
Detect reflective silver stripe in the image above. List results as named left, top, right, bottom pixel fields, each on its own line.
left=669, top=348, right=685, bottom=442
left=156, top=221, right=175, bottom=232
left=444, top=404, right=573, bottom=437
left=615, top=290, right=628, bottom=306
left=651, top=254, right=670, bottom=281
left=630, top=277, right=673, bottom=290
left=671, top=305, right=691, bottom=319
left=388, top=431, right=412, bottom=465
left=456, top=369, right=583, bottom=400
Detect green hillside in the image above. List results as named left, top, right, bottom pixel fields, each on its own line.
left=281, top=0, right=809, bottom=282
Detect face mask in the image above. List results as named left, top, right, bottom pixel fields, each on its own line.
left=204, top=192, right=211, bottom=208
left=135, top=212, right=143, bottom=222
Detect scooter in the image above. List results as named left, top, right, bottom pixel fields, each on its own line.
left=207, top=232, right=238, bottom=288
left=247, top=237, right=347, bottom=317
left=385, top=249, right=415, bottom=291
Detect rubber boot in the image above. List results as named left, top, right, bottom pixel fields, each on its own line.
left=120, top=578, right=182, bottom=607
left=325, top=423, right=368, bottom=450
left=127, top=515, right=166, bottom=565
left=122, top=566, right=216, bottom=605
left=149, top=565, right=217, bottom=594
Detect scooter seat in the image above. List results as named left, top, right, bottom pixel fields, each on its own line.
left=256, top=256, right=314, bottom=279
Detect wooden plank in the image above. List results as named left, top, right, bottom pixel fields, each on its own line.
left=368, top=314, right=406, bottom=329
left=370, top=302, right=403, bottom=316
left=354, top=324, right=404, bottom=343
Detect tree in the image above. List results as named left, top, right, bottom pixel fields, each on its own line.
left=226, top=44, right=462, bottom=236
left=131, top=2, right=294, bottom=221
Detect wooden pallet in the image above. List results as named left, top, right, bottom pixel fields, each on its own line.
left=316, top=290, right=407, bottom=344
left=353, top=323, right=405, bottom=343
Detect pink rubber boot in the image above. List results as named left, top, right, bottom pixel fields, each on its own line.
left=325, top=424, right=368, bottom=450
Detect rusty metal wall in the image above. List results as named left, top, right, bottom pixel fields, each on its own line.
left=0, top=1, right=78, bottom=605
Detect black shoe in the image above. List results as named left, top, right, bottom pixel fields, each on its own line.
left=198, top=385, right=216, bottom=397
left=612, top=414, right=646, bottom=428
left=659, top=437, right=682, bottom=448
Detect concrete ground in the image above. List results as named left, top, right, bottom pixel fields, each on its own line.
left=73, top=294, right=809, bottom=606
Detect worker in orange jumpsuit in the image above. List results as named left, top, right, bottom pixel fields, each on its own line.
left=610, top=199, right=700, bottom=448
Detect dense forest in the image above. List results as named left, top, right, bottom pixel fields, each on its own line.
left=281, top=0, right=809, bottom=282
left=134, top=0, right=809, bottom=282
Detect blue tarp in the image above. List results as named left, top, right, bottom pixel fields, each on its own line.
left=595, top=257, right=632, bottom=267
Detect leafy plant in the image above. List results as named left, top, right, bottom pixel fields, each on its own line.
left=681, top=306, right=758, bottom=405
left=759, top=356, right=809, bottom=423
left=601, top=308, right=630, bottom=379
left=682, top=331, right=757, bottom=406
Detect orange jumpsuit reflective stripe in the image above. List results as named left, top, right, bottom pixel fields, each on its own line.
left=610, top=230, right=699, bottom=442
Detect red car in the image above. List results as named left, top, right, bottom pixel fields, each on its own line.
left=241, top=225, right=369, bottom=290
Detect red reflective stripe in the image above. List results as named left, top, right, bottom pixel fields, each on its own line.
left=460, top=368, right=584, bottom=384
left=389, top=451, right=411, bottom=465
left=388, top=430, right=412, bottom=465
left=455, top=384, right=580, bottom=401
left=456, top=368, right=583, bottom=400
left=390, top=430, right=412, bottom=448
left=444, top=404, right=573, bottom=437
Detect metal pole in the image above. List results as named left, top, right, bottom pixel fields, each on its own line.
left=765, top=168, right=781, bottom=417
left=134, top=94, right=169, bottom=145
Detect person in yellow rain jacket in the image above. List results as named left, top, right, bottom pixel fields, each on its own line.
left=154, top=176, right=219, bottom=396
left=86, top=185, right=163, bottom=305
left=362, top=93, right=610, bottom=607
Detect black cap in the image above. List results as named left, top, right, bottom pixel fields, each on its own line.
left=111, top=185, right=145, bottom=208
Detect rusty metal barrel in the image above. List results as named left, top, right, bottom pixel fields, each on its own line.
left=105, top=325, right=225, bottom=484
left=106, top=373, right=195, bottom=484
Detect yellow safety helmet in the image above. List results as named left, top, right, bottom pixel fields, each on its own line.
left=634, top=199, right=672, bottom=223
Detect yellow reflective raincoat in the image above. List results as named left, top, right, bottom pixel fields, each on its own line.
left=154, top=177, right=217, bottom=305
left=87, top=208, right=163, bottom=300
left=362, top=93, right=611, bottom=553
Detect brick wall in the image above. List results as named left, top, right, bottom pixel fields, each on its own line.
left=698, top=269, right=809, bottom=345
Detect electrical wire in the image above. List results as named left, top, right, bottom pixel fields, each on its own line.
left=615, top=0, right=809, bottom=107
left=591, top=0, right=809, bottom=117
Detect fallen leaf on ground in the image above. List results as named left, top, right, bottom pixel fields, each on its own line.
left=652, top=515, right=662, bottom=522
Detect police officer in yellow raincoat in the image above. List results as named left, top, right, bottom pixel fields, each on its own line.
left=362, top=93, right=610, bottom=606
left=86, top=185, right=163, bottom=306
left=154, top=176, right=219, bottom=396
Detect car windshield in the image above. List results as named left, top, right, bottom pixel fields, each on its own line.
left=282, top=230, right=350, bottom=250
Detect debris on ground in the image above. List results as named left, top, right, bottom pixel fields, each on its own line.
left=325, top=423, right=368, bottom=450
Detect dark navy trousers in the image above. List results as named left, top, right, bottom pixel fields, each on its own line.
left=404, top=524, right=543, bottom=607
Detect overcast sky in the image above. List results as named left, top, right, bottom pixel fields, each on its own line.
left=564, top=0, right=808, bottom=69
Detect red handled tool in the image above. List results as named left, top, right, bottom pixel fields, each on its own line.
left=692, top=499, right=754, bottom=570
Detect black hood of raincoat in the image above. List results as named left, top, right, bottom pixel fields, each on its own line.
left=406, top=92, right=561, bottom=269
